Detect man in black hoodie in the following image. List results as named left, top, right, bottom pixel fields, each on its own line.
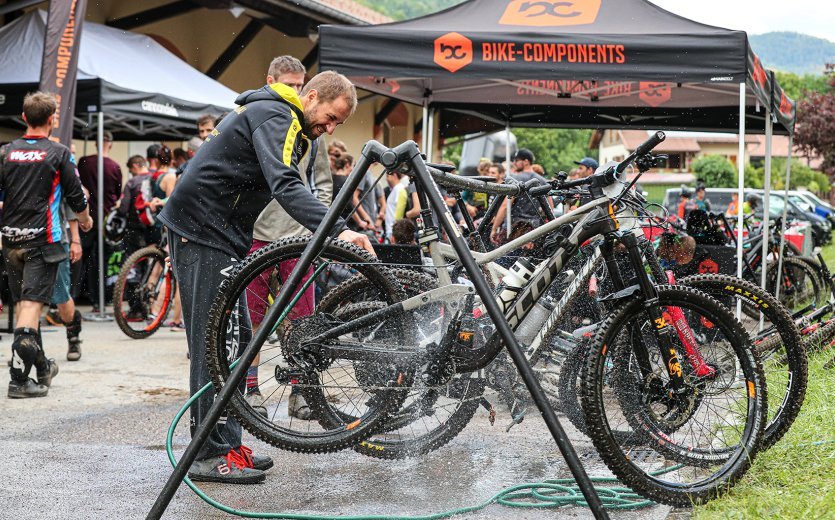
left=158, top=71, right=369, bottom=484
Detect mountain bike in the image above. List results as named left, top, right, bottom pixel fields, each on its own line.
left=204, top=134, right=767, bottom=507
left=113, top=233, right=177, bottom=339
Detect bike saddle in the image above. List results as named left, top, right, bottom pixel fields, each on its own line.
left=425, top=162, right=456, bottom=173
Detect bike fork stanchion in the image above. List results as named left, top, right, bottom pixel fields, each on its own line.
left=147, top=147, right=382, bottom=520
left=408, top=146, right=610, bottom=520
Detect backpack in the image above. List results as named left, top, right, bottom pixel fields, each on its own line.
left=133, top=174, right=157, bottom=227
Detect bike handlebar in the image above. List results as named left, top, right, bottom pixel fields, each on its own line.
left=633, top=131, right=666, bottom=161
left=418, top=132, right=664, bottom=201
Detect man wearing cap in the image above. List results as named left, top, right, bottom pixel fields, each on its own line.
left=677, top=187, right=696, bottom=219
left=574, top=157, right=599, bottom=179
left=76, top=130, right=122, bottom=309
left=490, top=148, right=552, bottom=244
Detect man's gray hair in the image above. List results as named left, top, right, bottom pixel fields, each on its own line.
left=267, top=55, right=306, bottom=78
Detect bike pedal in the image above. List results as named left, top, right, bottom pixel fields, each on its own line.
left=505, top=406, right=527, bottom=432
left=274, top=366, right=309, bottom=385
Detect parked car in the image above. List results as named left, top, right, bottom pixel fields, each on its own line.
left=788, top=190, right=835, bottom=226
left=754, top=190, right=831, bottom=247
left=662, top=187, right=831, bottom=247
left=662, top=187, right=742, bottom=216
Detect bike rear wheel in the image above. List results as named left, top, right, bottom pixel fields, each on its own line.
left=204, top=237, right=412, bottom=454
left=323, top=268, right=488, bottom=459
left=680, top=274, right=806, bottom=450
left=767, top=256, right=824, bottom=314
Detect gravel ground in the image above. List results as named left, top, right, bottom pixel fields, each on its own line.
left=0, top=307, right=675, bottom=520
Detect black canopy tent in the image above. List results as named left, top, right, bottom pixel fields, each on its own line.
left=319, top=0, right=797, bottom=291
left=319, top=0, right=794, bottom=135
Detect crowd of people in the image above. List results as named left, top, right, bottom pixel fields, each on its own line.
left=0, top=53, right=604, bottom=485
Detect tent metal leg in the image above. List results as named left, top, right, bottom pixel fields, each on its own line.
left=735, top=83, right=746, bottom=317
left=775, top=135, right=794, bottom=299
left=506, top=120, right=512, bottom=233
left=759, top=108, right=773, bottom=329
left=97, top=112, right=106, bottom=318
left=421, top=103, right=429, bottom=152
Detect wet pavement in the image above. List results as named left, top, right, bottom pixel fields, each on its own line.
left=0, top=308, right=677, bottom=519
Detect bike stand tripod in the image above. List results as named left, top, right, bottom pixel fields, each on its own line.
left=147, top=140, right=610, bottom=520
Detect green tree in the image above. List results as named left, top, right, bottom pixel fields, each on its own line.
left=691, top=155, right=737, bottom=188
left=512, top=128, right=596, bottom=177
left=354, top=0, right=465, bottom=20
left=774, top=71, right=829, bottom=101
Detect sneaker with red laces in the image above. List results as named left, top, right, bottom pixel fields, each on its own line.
left=236, top=445, right=273, bottom=472
left=125, top=310, right=146, bottom=322
left=187, top=449, right=265, bottom=484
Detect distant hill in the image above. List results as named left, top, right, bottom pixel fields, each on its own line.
left=748, top=32, right=834, bottom=75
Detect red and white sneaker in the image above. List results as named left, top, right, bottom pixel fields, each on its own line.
left=187, top=449, right=265, bottom=484
left=237, top=445, right=274, bottom=472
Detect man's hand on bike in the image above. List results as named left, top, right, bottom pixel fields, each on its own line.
left=490, top=227, right=502, bottom=245
left=79, top=215, right=93, bottom=232
left=338, top=229, right=375, bottom=255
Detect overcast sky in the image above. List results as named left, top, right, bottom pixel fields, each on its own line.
left=649, top=0, right=834, bottom=42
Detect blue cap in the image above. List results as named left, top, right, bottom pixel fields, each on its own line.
left=574, top=157, right=599, bottom=170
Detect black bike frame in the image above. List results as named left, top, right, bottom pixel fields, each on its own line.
left=149, top=140, right=612, bottom=519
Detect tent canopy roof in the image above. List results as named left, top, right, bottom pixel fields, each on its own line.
left=0, top=10, right=238, bottom=139
left=319, top=0, right=795, bottom=135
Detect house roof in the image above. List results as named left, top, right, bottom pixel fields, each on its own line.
left=662, top=130, right=759, bottom=144
left=313, top=0, right=391, bottom=24
left=750, top=134, right=801, bottom=157
left=749, top=135, right=823, bottom=168
left=621, top=130, right=701, bottom=153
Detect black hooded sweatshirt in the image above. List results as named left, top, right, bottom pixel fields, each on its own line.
left=158, top=83, right=347, bottom=257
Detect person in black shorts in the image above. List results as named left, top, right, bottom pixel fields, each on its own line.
left=0, top=92, right=92, bottom=398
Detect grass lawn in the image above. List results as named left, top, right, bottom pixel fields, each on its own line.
left=693, top=245, right=835, bottom=519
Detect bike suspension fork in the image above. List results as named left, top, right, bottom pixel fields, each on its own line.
left=621, top=232, right=687, bottom=391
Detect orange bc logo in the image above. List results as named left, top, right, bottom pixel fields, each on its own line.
left=698, top=258, right=719, bottom=274
left=779, top=91, right=793, bottom=116
left=434, top=32, right=473, bottom=73
left=752, top=55, right=767, bottom=89
left=639, top=82, right=672, bottom=107
left=499, top=0, right=602, bottom=26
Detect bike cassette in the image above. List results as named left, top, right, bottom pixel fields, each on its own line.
left=420, top=342, right=456, bottom=386
left=281, top=314, right=339, bottom=370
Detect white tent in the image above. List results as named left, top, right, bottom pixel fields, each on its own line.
left=0, top=10, right=239, bottom=316
left=0, top=9, right=237, bottom=139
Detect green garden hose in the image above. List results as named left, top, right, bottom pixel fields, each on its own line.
left=164, top=380, right=656, bottom=518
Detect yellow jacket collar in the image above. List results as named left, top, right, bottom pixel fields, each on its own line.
left=269, top=82, right=304, bottom=114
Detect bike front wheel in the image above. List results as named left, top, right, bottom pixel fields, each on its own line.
left=113, top=245, right=174, bottom=339
left=581, top=285, right=767, bottom=507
